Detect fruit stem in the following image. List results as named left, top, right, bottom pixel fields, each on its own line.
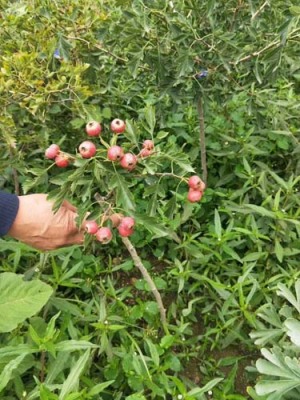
left=121, top=236, right=169, bottom=334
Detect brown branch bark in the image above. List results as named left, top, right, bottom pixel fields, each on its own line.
left=197, top=96, right=207, bottom=184
left=121, top=236, right=168, bottom=331
left=94, top=193, right=169, bottom=333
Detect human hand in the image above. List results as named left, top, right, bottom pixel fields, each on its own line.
left=8, top=194, right=84, bottom=251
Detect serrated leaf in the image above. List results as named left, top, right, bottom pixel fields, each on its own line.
left=135, top=213, right=180, bottom=242
left=111, top=173, right=135, bottom=211
left=0, top=273, right=53, bottom=333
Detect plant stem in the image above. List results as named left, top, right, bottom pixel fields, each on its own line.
left=121, top=236, right=169, bottom=334
left=94, top=192, right=169, bottom=333
left=197, top=96, right=207, bottom=184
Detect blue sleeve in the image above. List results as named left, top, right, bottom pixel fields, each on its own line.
left=0, top=191, right=20, bottom=236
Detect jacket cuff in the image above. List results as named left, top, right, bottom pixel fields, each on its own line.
left=0, top=191, right=20, bottom=236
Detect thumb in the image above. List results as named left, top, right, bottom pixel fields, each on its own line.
left=62, top=200, right=78, bottom=212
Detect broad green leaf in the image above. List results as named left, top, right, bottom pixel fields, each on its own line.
left=0, top=273, right=53, bottom=333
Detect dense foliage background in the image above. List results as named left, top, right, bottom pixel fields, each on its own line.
left=0, top=0, right=300, bottom=399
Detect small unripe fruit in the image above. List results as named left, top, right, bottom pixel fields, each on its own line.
left=86, top=121, right=102, bottom=137
left=79, top=141, right=97, bottom=159
left=95, top=227, right=113, bottom=244
left=45, top=144, right=60, bottom=159
left=120, top=153, right=137, bottom=171
left=187, top=188, right=203, bottom=203
left=107, top=145, right=124, bottom=161
left=109, top=213, right=124, bottom=228
left=55, top=154, right=69, bottom=168
left=139, top=148, right=152, bottom=158
left=188, top=175, right=206, bottom=191
left=142, top=140, right=154, bottom=150
left=84, top=220, right=98, bottom=234
left=110, top=118, right=126, bottom=134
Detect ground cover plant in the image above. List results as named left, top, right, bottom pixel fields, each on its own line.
left=0, top=0, right=300, bottom=399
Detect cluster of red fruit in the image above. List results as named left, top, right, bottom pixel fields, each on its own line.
left=187, top=175, right=206, bottom=203
left=85, top=214, right=135, bottom=243
left=45, top=118, right=154, bottom=171
left=45, top=118, right=206, bottom=206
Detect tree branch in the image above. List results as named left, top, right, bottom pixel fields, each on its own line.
left=197, top=96, right=207, bottom=184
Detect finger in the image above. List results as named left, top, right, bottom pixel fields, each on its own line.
left=62, top=200, right=78, bottom=212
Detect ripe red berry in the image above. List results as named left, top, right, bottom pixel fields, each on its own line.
left=85, top=121, right=102, bottom=137
left=118, top=225, right=134, bottom=237
left=188, top=175, right=206, bottom=191
left=110, top=118, right=126, bottom=134
left=107, top=145, right=124, bottom=161
left=142, top=140, right=154, bottom=150
left=84, top=220, right=98, bottom=234
left=139, top=148, right=152, bottom=158
left=55, top=154, right=69, bottom=168
left=118, top=216, right=135, bottom=237
left=45, top=144, right=60, bottom=159
left=120, top=153, right=137, bottom=171
left=79, top=141, right=97, bottom=159
left=187, top=188, right=203, bottom=203
left=120, top=216, right=135, bottom=230
left=95, top=227, right=113, bottom=244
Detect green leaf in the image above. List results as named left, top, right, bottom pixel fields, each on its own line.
left=87, top=380, right=115, bottom=396
left=144, top=105, right=156, bottom=134
left=145, top=338, right=160, bottom=367
left=0, top=273, right=53, bottom=333
left=111, top=173, right=135, bottom=212
left=0, top=354, right=27, bottom=393
left=59, top=350, right=90, bottom=400
left=284, top=319, right=300, bottom=347
left=187, top=377, right=223, bottom=396
left=214, top=209, right=222, bottom=239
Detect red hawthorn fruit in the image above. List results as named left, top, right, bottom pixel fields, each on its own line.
left=109, top=213, right=124, bottom=228
left=120, top=153, right=137, bottom=171
left=79, top=141, right=97, bottom=159
left=187, top=188, right=203, bottom=203
left=120, top=216, right=135, bottom=230
left=118, top=225, right=134, bottom=237
left=95, top=227, right=113, bottom=244
left=55, top=154, right=69, bottom=168
left=110, top=118, right=126, bottom=134
left=84, top=220, right=98, bottom=234
left=45, top=144, right=60, bottom=159
left=85, top=121, right=102, bottom=137
left=142, top=139, right=154, bottom=150
left=139, top=148, right=152, bottom=158
left=118, top=216, right=135, bottom=237
left=188, top=175, right=206, bottom=191
left=107, top=145, right=124, bottom=161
